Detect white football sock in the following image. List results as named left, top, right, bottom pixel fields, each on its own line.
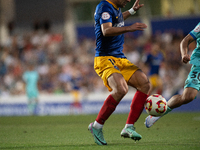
left=93, top=121, right=103, bottom=129
left=125, top=124, right=133, bottom=128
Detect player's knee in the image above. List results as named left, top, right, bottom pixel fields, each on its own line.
left=113, top=85, right=128, bottom=97
left=140, top=81, right=151, bottom=94
left=146, top=82, right=151, bottom=90
left=119, top=86, right=128, bottom=96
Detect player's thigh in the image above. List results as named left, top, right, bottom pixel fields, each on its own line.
left=107, top=73, right=128, bottom=93
left=94, top=56, right=122, bottom=92
left=128, top=69, right=150, bottom=89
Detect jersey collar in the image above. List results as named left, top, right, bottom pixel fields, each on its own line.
left=106, top=0, right=119, bottom=10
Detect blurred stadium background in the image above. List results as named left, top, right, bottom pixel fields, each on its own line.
left=0, top=0, right=200, bottom=116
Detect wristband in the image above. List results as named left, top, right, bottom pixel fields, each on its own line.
left=128, top=8, right=136, bottom=15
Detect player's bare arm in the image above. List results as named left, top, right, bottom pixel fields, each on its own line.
left=180, top=34, right=195, bottom=64
left=123, top=0, right=144, bottom=20
left=101, top=22, right=147, bottom=36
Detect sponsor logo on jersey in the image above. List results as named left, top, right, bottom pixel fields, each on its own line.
left=113, top=21, right=124, bottom=27
left=192, top=79, right=198, bottom=85
left=102, top=12, right=110, bottom=20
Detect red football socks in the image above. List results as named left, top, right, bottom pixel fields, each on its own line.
left=96, top=94, right=119, bottom=125
left=126, top=90, right=148, bottom=125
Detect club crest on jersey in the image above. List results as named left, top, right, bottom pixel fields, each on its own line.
left=194, top=25, right=200, bottom=32
left=102, top=12, right=110, bottom=20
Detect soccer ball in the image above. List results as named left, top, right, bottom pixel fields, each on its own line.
left=144, top=94, right=167, bottom=116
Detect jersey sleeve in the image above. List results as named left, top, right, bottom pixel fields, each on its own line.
left=190, top=22, right=200, bottom=40
left=99, top=4, right=113, bottom=25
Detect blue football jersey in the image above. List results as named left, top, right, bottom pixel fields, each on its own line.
left=94, top=0, right=126, bottom=58
left=189, top=22, right=200, bottom=66
left=145, top=52, right=164, bottom=75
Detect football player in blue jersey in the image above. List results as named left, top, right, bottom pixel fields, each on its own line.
left=88, top=0, right=150, bottom=145
left=145, top=22, right=200, bottom=128
left=144, top=43, right=164, bottom=95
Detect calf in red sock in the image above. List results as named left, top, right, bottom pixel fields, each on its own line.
left=126, top=90, right=148, bottom=125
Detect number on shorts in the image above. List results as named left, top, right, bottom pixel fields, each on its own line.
left=108, top=59, right=115, bottom=65
left=191, top=71, right=200, bottom=81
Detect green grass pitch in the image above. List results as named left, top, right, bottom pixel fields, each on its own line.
left=0, top=112, right=200, bottom=150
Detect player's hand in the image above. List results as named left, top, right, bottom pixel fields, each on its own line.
left=182, top=54, right=190, bottom=64
left=132, top=0, right=144, bottom=11
left=128, top=22, right=147, bottom=32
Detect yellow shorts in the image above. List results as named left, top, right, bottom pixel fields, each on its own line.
left=149, top=74, right=162, bottom=88
left=94, top=56, right=139, bottom=91
left=71, top=90, right=80, bottom=102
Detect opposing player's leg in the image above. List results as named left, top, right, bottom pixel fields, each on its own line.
left=145, top=106, right=172, bottom=128
left=145, top=87, right=198, bottom=128
left=121, top=70, right=150, bottom=140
